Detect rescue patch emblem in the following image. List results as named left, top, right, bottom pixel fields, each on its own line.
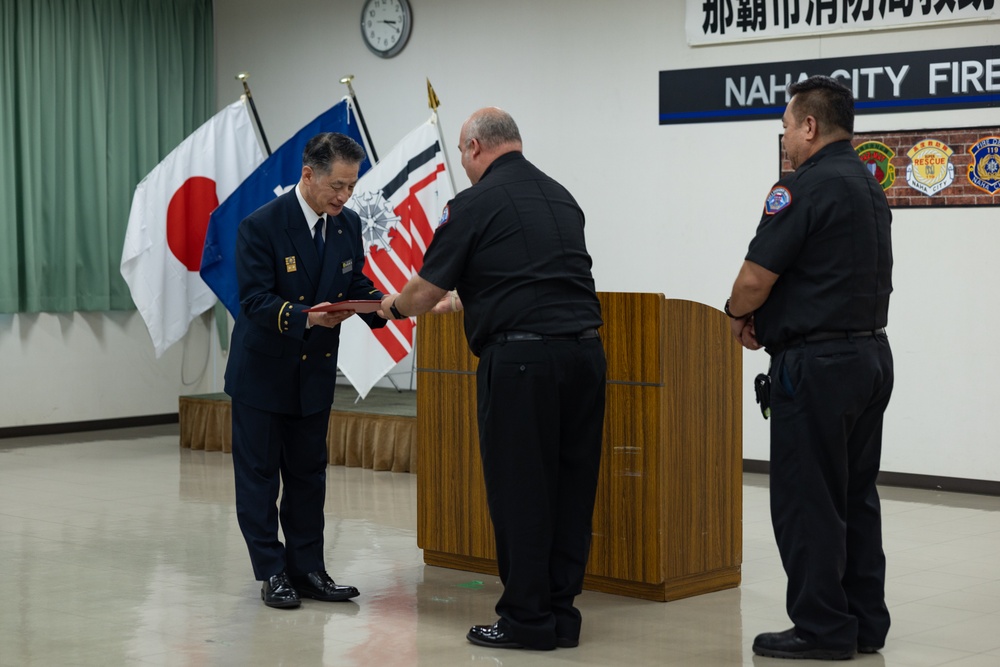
left=856, top=141, right=896, bottom=191
left=439, top=204, right=450, bottom=226
left=285, top=256, right=297, bottom=272
left=764, top=186, right=792, bottom=215
left=905, top=139, right=955, bottom=197
left=967, top=136, right=1000, bottom=195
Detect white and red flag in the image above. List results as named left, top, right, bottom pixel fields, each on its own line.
left=120, top=99, right=264, bottom=357
left=339, top=115, right=454, bottom=398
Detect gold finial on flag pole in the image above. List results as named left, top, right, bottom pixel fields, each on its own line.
left=340, top=74, right=357, bottom=99
left=427, top=78, right=441, bottom=111
left=424, top=79, right=456, bottom=194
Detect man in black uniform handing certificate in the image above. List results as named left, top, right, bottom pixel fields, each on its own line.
left=380, top=107, right=606, bottom=651
left=726, top=76, right=894, bottom=660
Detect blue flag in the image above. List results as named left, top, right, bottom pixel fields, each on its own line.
left=200, top=98, right=372, bottom=316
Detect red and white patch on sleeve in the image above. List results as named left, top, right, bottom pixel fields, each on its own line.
left=764, top=186, right=792, bottom=215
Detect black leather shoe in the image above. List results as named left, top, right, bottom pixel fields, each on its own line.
left=556, top=636, right=579, bottom=648
left=752, top=628, right=854, bottom=660
left=261, top=571, right=300, bottom=608
left=857, top=644, right=882, bottom=654
left=467, top=621, right=524, bottom=649
left=290, top=570, right=359, bottom=601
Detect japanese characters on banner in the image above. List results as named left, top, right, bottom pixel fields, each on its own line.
left=689, top=0, right=999, bottom=45
left=777, top=127, right=1000, bottom=207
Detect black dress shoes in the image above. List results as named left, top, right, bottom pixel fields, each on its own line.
left=467, top=621, right=524, bottom=649
left=467, top=620, right=561, bottom=650
left=752, top=628, right=854, bottom=660
left=290, top=570, right=360, bottom=602
left=261, top=571, right=300, bottom=609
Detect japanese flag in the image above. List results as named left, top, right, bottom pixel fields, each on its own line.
left=121, top=99, right=264, bottom=357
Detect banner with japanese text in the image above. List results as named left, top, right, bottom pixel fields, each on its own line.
left=688, top=0, right=999, bottom=45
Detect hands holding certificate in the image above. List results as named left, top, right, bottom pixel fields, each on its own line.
left=303, top=299, right=383, bottom=328
left=307, top=305, right=355, bottom=329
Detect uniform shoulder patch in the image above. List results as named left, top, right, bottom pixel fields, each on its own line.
left=764, top=186, right=792, bottom=215
left=438, top=204, right=450, bottom=226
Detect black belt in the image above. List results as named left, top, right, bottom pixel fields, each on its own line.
left=484, top=328, right=599, bottom=346
left=767, top=328, right=886, bottom=355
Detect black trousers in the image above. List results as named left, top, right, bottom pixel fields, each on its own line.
left=231, top=400, right=330, bottom=581
left=475, top=336, right=606, bottom=649
left=768, top=334, right=893, bottom=650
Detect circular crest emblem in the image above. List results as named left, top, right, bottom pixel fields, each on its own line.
left=968, top=136, right=1000, bottom=195
left=349, top=190, right=401, bottom=252
left=905, top=139, right=955, bottom=197
left=856, top=141, right=896, bottom=191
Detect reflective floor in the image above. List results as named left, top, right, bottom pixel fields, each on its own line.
left=1, top=425, right=999, bottom=666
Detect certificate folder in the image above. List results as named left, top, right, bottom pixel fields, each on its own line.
left=303, top=300, right=381, bottom=314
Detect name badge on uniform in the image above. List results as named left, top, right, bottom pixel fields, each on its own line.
left=341, top=258, right=353, bottom=274
left=285, top=256, right=298, bottom=272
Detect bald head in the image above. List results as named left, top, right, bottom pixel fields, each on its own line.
left=458, top=107, right=523, bottom=184
left=462, top=107, right=522, bottom=151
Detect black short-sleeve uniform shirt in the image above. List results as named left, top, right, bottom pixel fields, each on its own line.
left=746, top=140, right=893, bottom=348
left=419, top=151, right=603, bottom=356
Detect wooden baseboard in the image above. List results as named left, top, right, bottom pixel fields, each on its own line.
left=422, top=550, right=741, bottom=602
left=0, top=413, right=178, bottom=440
left=744, top=459, right=1000, bottom=497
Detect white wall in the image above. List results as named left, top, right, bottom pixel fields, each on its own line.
left=0, top=311, right=221, bottom=426
left=4, top=1, right=996, bottom=483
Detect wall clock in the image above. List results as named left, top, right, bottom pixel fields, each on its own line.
left=360, top=0, right=412, bottom=58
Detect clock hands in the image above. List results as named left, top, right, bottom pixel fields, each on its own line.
left=376, top=19, right=401, bottom=33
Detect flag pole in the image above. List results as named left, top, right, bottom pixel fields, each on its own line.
left=340, top=75, right=379, bottom=163
left=236, top=72, right=272, bottom=155
left=427, top=79, right=457, bottom=195
left=209, top=73, right=272, bottom=380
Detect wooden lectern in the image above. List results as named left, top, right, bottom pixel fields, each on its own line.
left=416, top=293, right=742, bottom=601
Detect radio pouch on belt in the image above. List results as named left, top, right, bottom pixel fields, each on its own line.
left=754, top=373, right=771, bottom=420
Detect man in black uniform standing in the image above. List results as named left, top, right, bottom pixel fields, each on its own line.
left=227, top=133, right=384, bottom=609
left=379, top=107, right=606, bottom=651
left=726, top=76, right=893, bottom=660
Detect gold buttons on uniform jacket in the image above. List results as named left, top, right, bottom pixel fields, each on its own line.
left=299, top=296, right=305, bottom=301
left=337, top=229, right=343, bottom=234
left=278, top=301, right=291, bottom=333
left=337, top=293, right=344, bottom=298
left=302, top=355, right=308, bottom=360
left=325, top=353, right=332, bottom=358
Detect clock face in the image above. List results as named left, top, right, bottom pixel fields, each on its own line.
left=361, top=0, right=412, bottom=58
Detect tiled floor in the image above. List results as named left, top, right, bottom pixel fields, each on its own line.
left=1, top=425, right=998, bottom=666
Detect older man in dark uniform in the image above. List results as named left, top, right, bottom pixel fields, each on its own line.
left=380, top=107, right=606, bottom=651
left=226, top=133, right=384, bottom=609
left=727, top=76, right=894, bottom=660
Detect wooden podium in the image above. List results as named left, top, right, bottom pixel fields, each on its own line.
left=416, top=293, right=742, bottom=601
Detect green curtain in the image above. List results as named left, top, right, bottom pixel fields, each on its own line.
left=0, top=0, right=213, bottom=312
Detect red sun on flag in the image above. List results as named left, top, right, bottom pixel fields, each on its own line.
left=166, top=176, right=219, bottom=271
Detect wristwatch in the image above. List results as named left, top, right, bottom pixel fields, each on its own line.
left=724, top=297, right=747, bottom=319
left=389, top=301, right=406, bottom=320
